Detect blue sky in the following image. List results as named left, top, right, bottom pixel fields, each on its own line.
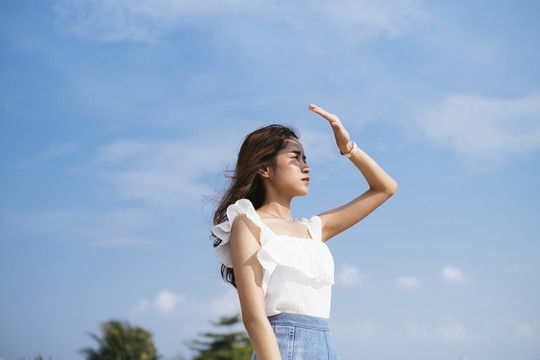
left=1, top=0, right=539, bottom=359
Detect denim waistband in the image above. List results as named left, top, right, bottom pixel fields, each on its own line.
left=267, top=312, right=330, bottom=331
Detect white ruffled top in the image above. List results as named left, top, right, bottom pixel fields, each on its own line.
left=212, top=199, right=334, bottom=319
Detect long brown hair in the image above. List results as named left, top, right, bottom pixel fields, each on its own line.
left=213, top=124, right=299, bottom=287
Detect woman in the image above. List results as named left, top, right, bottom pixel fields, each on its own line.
left=212, top=104, right=397, bottom=360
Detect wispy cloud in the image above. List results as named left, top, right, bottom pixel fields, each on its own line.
left=337, top=263, right=363, bottom=287
left=407, top=319, right=481, bottom=344
left=210, top=289, right=241, bottom=316
left=2, top=208, right=158, bottom=247
left=93, top=138, right=237, bottom=208
left=396, top=276, right=422, bottom=289
left=53, top=0, right=427, bottom=43
left=300, top=128, right=341, bottom=164
left=308, top=0, right=428, bottom=40
left=438, top=320, right=468, bottom=343
left=132, top=288, right=240, bottom=318
left=442, top=266, right=467, bottom=284
left=512, top=320, right=539, bottom=339
left=53, top=0, right=190, bottom=42
left=17, top=142, right=79, bottom=168
left=132, top=290, right=186, bottom=315
left=512, top=264, right=535, bottom=274
left=415, top=92, right=540, bottom=168
left=406, top=321, right=430, bottom=340
left=335, top=319, right=384, bottom=340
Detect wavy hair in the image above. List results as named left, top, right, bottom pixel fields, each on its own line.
left=213, top=124, right=299, bottom=287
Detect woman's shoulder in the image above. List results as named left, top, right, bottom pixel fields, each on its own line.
left=212, top=199, right=263, bottom=238
left=227, top=199, right=262, bottom=226
left=212, top=199, right=263, bottom=267
left=230, top=212, right=261, bottom=236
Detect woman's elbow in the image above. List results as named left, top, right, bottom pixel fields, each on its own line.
left=374, top=179, right=397, bottom=197
left=387, top=180, right=398, bottom=196
left=242, top=312, right=268, bottom=333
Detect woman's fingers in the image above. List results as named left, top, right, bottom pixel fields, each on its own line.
left=308, top=104, right=339, bottom=123
left=308, top=104, right=351, bottom=151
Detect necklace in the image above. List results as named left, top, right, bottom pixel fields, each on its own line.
left=258, top=209, right=294, bottom=222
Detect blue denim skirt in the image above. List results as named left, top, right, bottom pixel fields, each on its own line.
left=251, top=312, right=340, bottom=360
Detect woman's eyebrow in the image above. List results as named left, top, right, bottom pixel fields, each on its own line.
left=291, top=150, right=307, bottom=161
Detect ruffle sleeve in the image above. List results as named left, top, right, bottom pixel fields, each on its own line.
left=211, top=199, right=265, bottom=268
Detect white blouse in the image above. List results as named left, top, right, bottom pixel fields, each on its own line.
left=212, top=199, right=335, bottom=319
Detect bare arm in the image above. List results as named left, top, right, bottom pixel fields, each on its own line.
left=308, top=104, right=398, bottom=242
left=230, top=215, right=281, bottom=360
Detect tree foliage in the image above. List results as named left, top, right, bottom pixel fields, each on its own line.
left=80, top=320, right=159, bottom=360
left=189, top=314, right=253, bottom=360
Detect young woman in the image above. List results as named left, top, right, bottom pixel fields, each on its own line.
left=212, top=104, right=397, bottom=360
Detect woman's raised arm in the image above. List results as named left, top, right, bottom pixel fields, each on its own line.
left=308, top=104, right=398, bottom=242
left=229, top=214, right=282, bottom=360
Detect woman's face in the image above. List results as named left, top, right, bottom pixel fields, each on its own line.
left=265, top=138, right=311, bottom=198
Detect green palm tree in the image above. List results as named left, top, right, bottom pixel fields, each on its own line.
left=80, top=320, right=160, bottom=360
left=189, top=314, right=253, bottom=360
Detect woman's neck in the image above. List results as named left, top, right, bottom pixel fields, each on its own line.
left=258, top=198, right=293, bottom=220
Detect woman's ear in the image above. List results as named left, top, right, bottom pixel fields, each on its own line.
left=258, top=166, right=270, bottom=178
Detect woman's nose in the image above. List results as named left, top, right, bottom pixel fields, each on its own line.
left=302, top=164, right=311, bottom=174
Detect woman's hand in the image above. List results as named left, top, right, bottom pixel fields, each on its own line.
left=308, top=104, right=351, bottom=154
left=308, top=103, right=397, bottom=243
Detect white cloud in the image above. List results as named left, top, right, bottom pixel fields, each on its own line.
left=442, top=266, right=466, bottom=284
left=131, top=288, right=242, bottom=325
left=311, top=0, right=428, bottom=40
left=337, top=264, right=363, bottom=287
left=335, top=319, right=383, bottom=340
left=415, top=92, right=540, bottom=167
left=132, top=290, right=186, bottom=315
left=18, top=142, right=78, bottom=168
left=155, top=290, right=186, bottom=312
left=512, top=264, right=535, bottom=273
left=53, top=0, right=426, bottom=43
left=515, top=322, right=535, bottom=338
left=211, top=289, right=241, bottom=316
left=407, top=321, right=430, bottom=340
left=93, top=138, right=237, bottom=208
left=396, top=276, right=422, bottom=289
left=3, top=208, right=158, bottom=247
left=439, top=320, right=467, bottom=343
left=300, top=128, right=341, bottom=164
left=132, top=298, right=151, bottom=314
left=512, top=320, right=539, bottom=339
left=53, top=0, right=192, bottom=42
left=407, top=320, right=478, bottom=344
